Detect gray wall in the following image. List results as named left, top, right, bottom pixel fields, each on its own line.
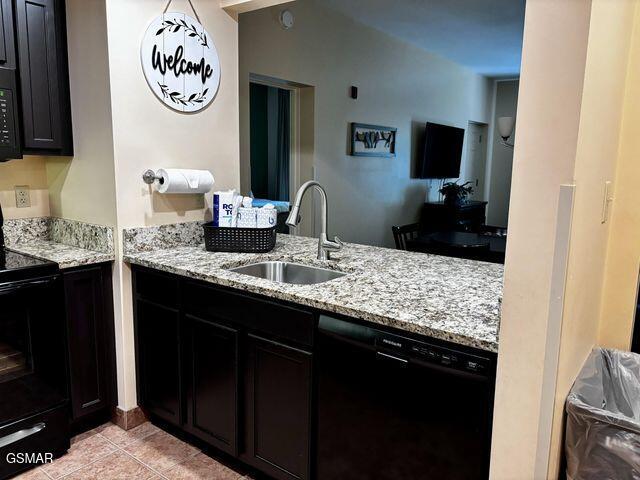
left=240, top=0, right=493, bottom=247
left=486, top=79, right=519, bottom=227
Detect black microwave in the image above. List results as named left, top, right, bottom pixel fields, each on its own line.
left=0, top=0, right=73, bottom=161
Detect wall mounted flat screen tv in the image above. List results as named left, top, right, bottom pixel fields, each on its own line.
left=418, top=122, right=465, bottom=179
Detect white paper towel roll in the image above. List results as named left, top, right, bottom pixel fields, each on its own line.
left=155, top=169, right=215, bottom=194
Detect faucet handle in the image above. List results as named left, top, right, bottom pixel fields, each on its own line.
left=325, top=236, right=343, bottom=252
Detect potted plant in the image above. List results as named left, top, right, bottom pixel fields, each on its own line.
left=439, top=181, right=474, bottom=206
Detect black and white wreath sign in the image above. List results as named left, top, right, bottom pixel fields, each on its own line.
left=141, top=12, right=220, bottom=113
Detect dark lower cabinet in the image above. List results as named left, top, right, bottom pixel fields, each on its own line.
left=63, top=263, right=116, bottom=430
left=132, top=266, right=314, bottom=480
left=134, top=299, right=181, bottom=426
left=243, top=335, right=312, bottom=480
left=184, top=314, right=238, bottom=456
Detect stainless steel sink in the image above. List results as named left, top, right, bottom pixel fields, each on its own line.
left=227, top=261, right=346, bottom=285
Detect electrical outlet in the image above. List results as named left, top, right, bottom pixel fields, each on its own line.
left=14, top=185, right=31, bottom=208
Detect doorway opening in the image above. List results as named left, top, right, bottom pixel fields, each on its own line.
left=466, top=121, right=489, bottom=203
left=242, top=74, right=315, bottom=237
left=249, top=82, right=291, bottom=202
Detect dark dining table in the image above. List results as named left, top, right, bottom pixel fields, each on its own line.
left=406, top=231, right=506, bottom=264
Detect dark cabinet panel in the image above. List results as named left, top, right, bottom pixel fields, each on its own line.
left=135, top=299, right=181, bottom=426
left=132, top=267, right=316, bottom=480
left=420, top=200, right=487, bottom=233
left=185, top=314, right=238, bottom=455
left=0, top=0, right=21, bottom=159
left=14, top=0, right=72, bottom=153
left=64, top=266, right=108, bottom=421
left=0, top=0, right=16, bottom=68
left=184, top=281, right=315, bottom=348
left=244, top=334, right=312, bottom=480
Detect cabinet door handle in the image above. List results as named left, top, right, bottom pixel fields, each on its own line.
left=0, top=276, right=57, bottom=294
left=0, top=422, right=46, bottom=448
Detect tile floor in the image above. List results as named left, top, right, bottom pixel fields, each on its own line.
left=14, top=422, right=251, bottom=480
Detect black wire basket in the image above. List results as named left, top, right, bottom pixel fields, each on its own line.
left=203, top=222, right=277, bottom=253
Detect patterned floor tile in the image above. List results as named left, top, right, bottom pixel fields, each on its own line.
left=11, top=467, right=51, bottom=479
left=162, top=453, right=243, bottom=480
left=97, top=422, right=161, bottom=448
left=60, top=451, right=156, bottom=480
left=41, top=432, right=117, bottom=479
left=123, top=430, right=200, bottom=473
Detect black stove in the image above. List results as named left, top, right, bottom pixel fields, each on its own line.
left=0, top=248, right=58, bottom=284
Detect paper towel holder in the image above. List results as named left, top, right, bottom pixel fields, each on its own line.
left=142, top=169, right=163, bottom=185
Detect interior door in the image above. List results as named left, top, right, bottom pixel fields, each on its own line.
left=466, top=123, right=488, bottom=201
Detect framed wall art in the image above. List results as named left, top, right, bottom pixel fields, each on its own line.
left=350, top=123, right=397, bottom=157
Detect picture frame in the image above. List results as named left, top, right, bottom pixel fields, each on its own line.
left=350, top=123, right=397, bottom=157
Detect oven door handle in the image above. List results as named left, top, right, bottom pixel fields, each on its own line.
left=0, top=276, right=57, bottom=294
left=0, top=422, right=46, bottom=448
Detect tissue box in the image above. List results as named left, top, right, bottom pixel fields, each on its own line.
left=237, top=207, right=257, bottom=228
left=257, top=208, right=278, bottom=228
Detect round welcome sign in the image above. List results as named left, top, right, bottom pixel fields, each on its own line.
left=141, top=12, right=220, bottom=113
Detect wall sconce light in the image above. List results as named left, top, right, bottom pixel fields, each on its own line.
left=498, top=116, right=515, bottom=148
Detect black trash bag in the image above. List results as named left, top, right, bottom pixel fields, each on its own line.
left=565, top=348, right=640, bottom=480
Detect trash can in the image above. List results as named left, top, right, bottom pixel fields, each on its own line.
left=565, top=348, right=640, bottom=480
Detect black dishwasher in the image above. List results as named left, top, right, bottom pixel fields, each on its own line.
left=317, top=315, right=496, bottom=480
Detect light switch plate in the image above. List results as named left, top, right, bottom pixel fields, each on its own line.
left=15, top=185, right=30, bottom=208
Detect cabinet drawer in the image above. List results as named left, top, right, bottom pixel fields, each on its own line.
left=183, top=282, right=315, bottom=347
left=133, top=268, right=180, bottom=308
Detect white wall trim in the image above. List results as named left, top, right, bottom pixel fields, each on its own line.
left=534, top=183, right=576, bottom=479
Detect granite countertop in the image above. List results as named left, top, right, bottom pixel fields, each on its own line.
left=7, top=240, right=115, bottom=269
left=124, top=233, right=503, bottom=352
left=4, top=217, right=115, bottom=269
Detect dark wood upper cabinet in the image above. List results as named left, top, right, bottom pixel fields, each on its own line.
left=0, top=0, right=16, bottom=68
left=184, top=314, right=239, bottom=456
left=14, top=0, right=72, bottom=154
left=243, top=335, right=312, bottom=480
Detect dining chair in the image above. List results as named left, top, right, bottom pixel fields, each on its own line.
left=392, top=223, right=420, bottom=250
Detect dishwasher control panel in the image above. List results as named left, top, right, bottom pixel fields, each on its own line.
left=375, top=332, right=490, bottom=375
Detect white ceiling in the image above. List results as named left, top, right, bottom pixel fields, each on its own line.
left=322, top=0, right=525, bottom=77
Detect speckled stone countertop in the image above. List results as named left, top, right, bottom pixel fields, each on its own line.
left=124, top=232, right=503, bottom=352
left=4, top=217, right=115, bottom=269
